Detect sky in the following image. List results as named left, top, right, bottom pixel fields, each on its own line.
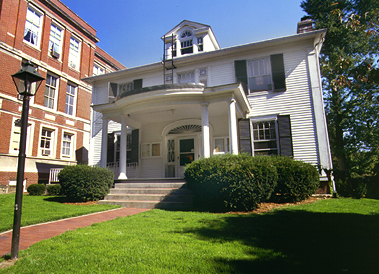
left=61, top=0, right=308, bottom=68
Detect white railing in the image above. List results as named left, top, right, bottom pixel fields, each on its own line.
left=107, top=162, right=138, bottom=179
left=48, top=168, right=63, bottom=184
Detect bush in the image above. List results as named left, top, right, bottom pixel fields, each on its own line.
left=27, top=184, right=46, bottom=196
left=58, top=165, right=114, bottom=202
left=46, top=184, right=61, bottom=196
left=184, top=154, right=277, bottom=212
left=270, top=156, right=320, bottom=202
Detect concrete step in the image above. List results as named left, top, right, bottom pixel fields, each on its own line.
left=98, top=200, right=192, bottom=210
left=109, top=188, right=191, bottom=195
left=100, top=179, right=193, bottom=210
left=114, top=182, right=186, bottom=189
left=104, top=193, right=193, bottom=202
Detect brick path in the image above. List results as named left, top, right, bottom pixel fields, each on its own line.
left=0, top=208, right=149, bottom=257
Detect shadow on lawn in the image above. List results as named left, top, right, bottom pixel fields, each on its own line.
left=180, top=210, right=379, bottom=274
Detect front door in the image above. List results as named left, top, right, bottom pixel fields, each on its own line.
left=179, top=138, right=195, bottom=176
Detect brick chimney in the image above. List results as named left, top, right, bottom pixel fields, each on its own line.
left=297, top=16, right=314, bottom=34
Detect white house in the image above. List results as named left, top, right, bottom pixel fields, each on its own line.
left=85, top=20, right=332, bottom=189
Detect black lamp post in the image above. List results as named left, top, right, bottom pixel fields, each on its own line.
left=10, top=61, right=44, bottom=260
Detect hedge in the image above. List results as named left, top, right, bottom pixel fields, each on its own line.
left=184, top=154, right=277, bottom=212
left=27, top=184, right=46, bottom=196
left=58, top=165, right=114, bottom=202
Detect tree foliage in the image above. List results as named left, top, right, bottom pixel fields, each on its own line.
left=301, top=0, right=379, bottom=186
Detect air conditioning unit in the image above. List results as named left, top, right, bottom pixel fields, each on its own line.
left=42, top=149, right=51, bottom=156
left=51, top=48, right=60, bottom=59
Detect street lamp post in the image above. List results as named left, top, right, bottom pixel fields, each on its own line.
left=10, top=61, right=44, bottom=260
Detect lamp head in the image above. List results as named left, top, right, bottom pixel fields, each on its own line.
left=12, top=61, right=45, bottom=96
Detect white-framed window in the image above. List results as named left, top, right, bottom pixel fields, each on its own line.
left=62, top=132, right=74, bottom=158
left=44, top=74, right=58, bottom=109
left=178, top=71, right=195, bottom=84
left=49, top=23, right=63, bottom=58
left=199, top=68, right=208, bottom=87
left=9, top=118, right=33, bottom=155
left=141, top=143, right=161, bottom=158
left=40, top=127, right=55, bottom=156
left=247, top=57, right=272, bottom=93
left=252, top=119, right=278, bottom=155
left=197, top=36, right=204, bottom=52
left=120, top=82, right=134, bottom=93
left=65, top=83, right=76, bottom=116
left=181, top=39, right=193, bottom=55
left=213, top=137, right=229, bottom=154
left=24, top=6, right=43, bottom=47
left=93, top=64, right=105, bottom=76
left=69, top=36, right=81, bottom=70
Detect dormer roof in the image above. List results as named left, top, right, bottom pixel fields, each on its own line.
left=161, top=20, right=220, bottom=50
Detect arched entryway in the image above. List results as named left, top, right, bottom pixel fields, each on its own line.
left=162, top=120, right=212, bottom=178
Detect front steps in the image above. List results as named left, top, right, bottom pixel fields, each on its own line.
left=99, top=179, right=193, bottom=210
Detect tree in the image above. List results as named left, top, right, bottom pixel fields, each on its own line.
left=300, top=0, right=379, bottom=186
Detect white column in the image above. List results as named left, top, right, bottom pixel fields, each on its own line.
left=228, top=99, right=238, bottom=155
left=118, top=116, right=128, bottom=179
left=100, top=118, right=108, bottom=168
left=201, top=103, right=210, bottom=158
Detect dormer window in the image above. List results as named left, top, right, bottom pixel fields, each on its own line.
left=197, top=37, right=203, bottom=52
left=181, top=30, right=192, bottom=38
left=181, top=39, right=193, bottom=55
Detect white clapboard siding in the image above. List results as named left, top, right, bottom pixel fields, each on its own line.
left=210, top=62, right=235, bottom=86
left=248, top=51, right=319, bottom=164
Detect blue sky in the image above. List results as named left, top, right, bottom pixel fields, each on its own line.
left=61, top=0, right=308, bottom=68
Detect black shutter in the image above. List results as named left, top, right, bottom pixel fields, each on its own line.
left=270, top=54, right=286, bottom=92
left=129, top=129, right=139, bottom=164
left=109, top=82, right=118, bottom=97
left=234, top=60, right=248, bottom=96
left=277, top=115, right=293, bottom=157
left=133, top=79, right=143, bottom=89
left=107, top=133, right=115, bottom=163
left=238, top=119, right=252, bottom=155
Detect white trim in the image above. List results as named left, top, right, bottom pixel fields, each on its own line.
left=38, top=124, right=58, bottom=158
left=61, top=130, right=76, bottom=160
left=23, top=5, right=44, bottom=49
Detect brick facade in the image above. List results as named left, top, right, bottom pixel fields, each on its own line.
left=0, top=0, right=125, bottom=190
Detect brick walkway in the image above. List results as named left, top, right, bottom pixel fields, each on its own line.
left=0, top=208, right=149, bottom=257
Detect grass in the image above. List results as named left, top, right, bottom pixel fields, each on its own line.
left=1, top=197, right=379, bottom=273
left=0, top=194, right=120, bottom=233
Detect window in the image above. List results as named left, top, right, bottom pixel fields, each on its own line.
left=93, top=64, right=105, bottom=76
left=10, top=119, right=32, bottom=154
left=65, top=83, right=76, bottom=115
left=141, top=143, right=161, bottom=158
left=69, top=36, right=80, bottom=70
left=24, top=7, right=42, bottom=47
left=62, top=133, right=73, bottom=157
left=181, top=39, right=193, bottom=55
left=247, top=57, right=272, bottom=92
left=235, top=54, right=286, bottom=95
left=44, top=74, right=57, bottom=109
left=199, top=68, right=207, bottom=87
left=213, top=137, right=229, bottom=154
left=178, top=71, right=195, bottom=83
left=49, top=24, right=62, bottom=58
left=252, top=120, right=278, bottom=155
left=197, top=37, right=204, bottom=52
left=40, top=128, right=54, bottom=156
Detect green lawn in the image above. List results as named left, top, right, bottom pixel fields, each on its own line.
left=1, top=198, right=379, bottom=273
left=0, top=194, right=120, bottom=233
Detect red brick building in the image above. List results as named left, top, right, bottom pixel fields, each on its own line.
left=0, top=0, right=125, bottom=193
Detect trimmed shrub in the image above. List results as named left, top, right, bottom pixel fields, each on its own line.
left=184, top=154, right=277, bottom=212
left=270, top=156, right=319, bottom=202
left=46, top=184, right=61, bottom=196
left=27, top=184, right=46, bottom=196
left=58, top=165, right=114, bottom=202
